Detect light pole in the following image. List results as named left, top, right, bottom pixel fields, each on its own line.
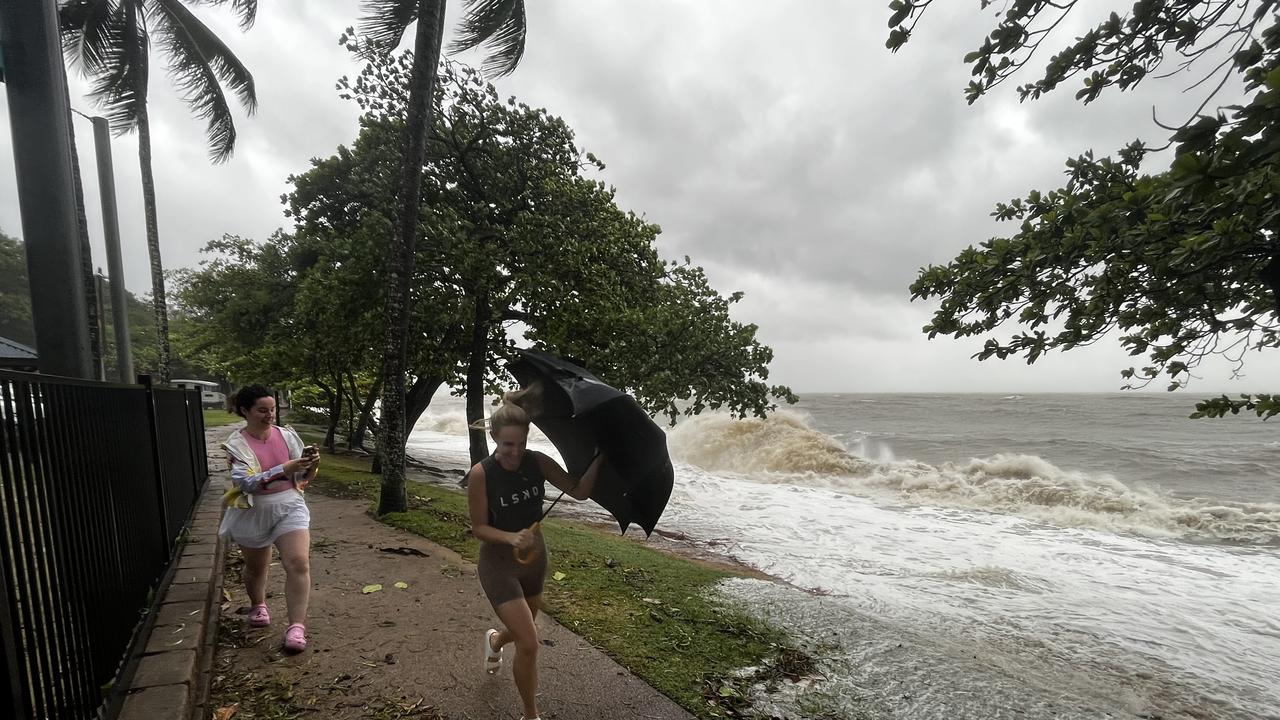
left=0, top=0, right=94, bottom=379
left=72, top=109, right=135, bottom=383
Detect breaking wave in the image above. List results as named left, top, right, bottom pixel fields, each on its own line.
left=414, top=408, right=470, bottom=435
left=666, top=410, right=874, bottom=476
left=668, top=412, right=1280, bottom=545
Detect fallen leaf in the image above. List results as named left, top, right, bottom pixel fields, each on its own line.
left=213, top=704, right=239, bottom=720
left=379, top=546, right=427, bottom=557
left=642, top=597, right=662, bottom=605
left=552, top=571, right=567, bottom=581
left=361, top=584, right=383, bottom=594
left=393, top=581, right=409, bottom=589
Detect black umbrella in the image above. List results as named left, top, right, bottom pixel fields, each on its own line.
left=507, top=348, right=674, bottom=537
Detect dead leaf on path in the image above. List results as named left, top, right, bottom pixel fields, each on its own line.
left=213, top=704, right=239, bottom=720
left=378, top=546, right=427, bottom=557
left=361, top=584, right=383, bottom=594
left=393, top=581, right=409, bottom=589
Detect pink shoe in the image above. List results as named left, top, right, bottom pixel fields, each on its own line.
left=247, top=604, right=270, bottom=628
left=283, top=623, right=307, bottom=653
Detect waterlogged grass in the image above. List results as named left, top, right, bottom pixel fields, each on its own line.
left=308, top=452, right=800, bottom=719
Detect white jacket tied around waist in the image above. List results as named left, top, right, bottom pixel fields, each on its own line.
left=221, top=424, right=307, bottom=509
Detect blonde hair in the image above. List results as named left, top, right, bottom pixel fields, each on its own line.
left=469, top=382, right=543, bottom=434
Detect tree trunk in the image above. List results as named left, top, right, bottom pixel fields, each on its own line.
left=375, top=0, right=447, bottom=515
left=1261, top=252, right=1280, bottom=314
left=320, top=378, right=339, bottom=450
left=351, top=374, right=384, bottom=450
left=136, top=103, right=172, bottom=383
left=344, top=371, right=360, bottom=442
left=466, top=290, right=490, bottom=465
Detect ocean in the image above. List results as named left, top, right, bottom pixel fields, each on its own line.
left=406, top=392, right=1280, bottom=720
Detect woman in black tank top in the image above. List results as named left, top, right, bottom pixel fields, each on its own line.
left=466, top=388, right=605, bottom=720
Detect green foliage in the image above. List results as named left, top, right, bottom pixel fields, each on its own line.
left=1192, top=393, right=1280, bottom=419
left=172, top=233, right=303, bottom=384
left=910, top=143, right=1280, bottom=391
left=533, top=258, right=798, bottom=421
left=886, top=0, right=1275, bottom=107
left=0, top=230, right=211, bottom=380
left=894, top=1, right=1280, bottom=412
left=0, top=230, right=34, bottom=347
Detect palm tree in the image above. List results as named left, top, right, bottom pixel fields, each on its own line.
left=359, top=0, right=526, bottom=514
left=59, top=0, right=257, bottom=383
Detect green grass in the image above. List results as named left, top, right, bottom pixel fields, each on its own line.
left=309, top=452, right=801, bottom=719
left=203, top=408, right=242, bottom=427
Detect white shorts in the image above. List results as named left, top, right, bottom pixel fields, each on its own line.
left=218, top=490, right=310, bottom=548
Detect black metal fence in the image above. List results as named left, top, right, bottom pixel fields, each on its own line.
left=0, top=371, right=209, bottom=719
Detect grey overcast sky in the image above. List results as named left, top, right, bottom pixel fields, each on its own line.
left=3, top=1, right=1277, bottom=394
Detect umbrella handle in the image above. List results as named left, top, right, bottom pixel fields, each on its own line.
left=514, top=521, right=542, bottom=565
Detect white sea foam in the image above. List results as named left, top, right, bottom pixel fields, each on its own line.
left=666, top=411, right=1280, bottom=544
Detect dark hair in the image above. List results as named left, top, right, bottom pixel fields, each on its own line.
left=232, top=385, right=273, bottom=417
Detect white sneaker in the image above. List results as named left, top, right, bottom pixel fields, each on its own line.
left=482, top=628, right=502, bottom=674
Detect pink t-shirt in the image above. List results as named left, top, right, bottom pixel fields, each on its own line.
left=241, top=426, right=293, bottom=494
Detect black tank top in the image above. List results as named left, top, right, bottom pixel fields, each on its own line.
left=481, top=452, right=546, bottom=532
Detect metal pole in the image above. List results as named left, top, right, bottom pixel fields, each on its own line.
left=138, top=374, right=173, bottom=557
left=93, top=273, right=108, bottom=376
left=0, top=0, right=94, bottom=379
left=90, top=116, right=135, bottom=383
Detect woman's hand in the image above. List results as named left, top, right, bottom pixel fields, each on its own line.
left=282, top=456, right=316, bottom=476
left=510, top=526, right=540, bottom=551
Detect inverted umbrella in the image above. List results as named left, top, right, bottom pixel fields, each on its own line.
left=507, top=348, right=674, bottom=537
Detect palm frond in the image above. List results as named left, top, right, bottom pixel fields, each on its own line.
left=87, top=1, right=148, bottom=133
left=357, top=0, right=421, bottom=57
left=150, top=0, right=258, bottom=162
left=188, top=0, right=258, bottom=30
left=60, top=0, right=121, bottom=76
left=449, top=0, right=525, bottom=77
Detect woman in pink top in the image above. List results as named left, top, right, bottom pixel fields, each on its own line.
left=219, top=385, right=317, bottom=653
